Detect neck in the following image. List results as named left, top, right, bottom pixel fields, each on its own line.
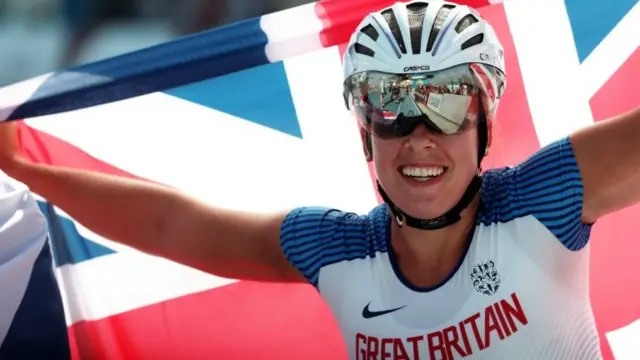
left=390, top=195, right=479, bottom=289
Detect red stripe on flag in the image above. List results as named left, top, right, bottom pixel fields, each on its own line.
left=587, top=46, right=640, bottom=360
left=590, top=47, right=640, bottom=121
left=17, top=123, right=144, bottom=181
left=589, top=204, right=640, bottom=360
left=67, top=282, right=344, bottom=360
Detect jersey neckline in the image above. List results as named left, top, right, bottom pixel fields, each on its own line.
left=373, top=204, right=477, bottom=293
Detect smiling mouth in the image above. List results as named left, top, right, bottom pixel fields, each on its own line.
left=398, top=165, right=448, bottom=182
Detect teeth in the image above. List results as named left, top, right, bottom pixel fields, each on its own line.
left=401, top=166, right=444, bottom=178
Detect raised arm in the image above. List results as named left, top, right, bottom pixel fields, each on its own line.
left=570, top=106, right=640, bottom=223
left=0, top=122, right=304, bottom=283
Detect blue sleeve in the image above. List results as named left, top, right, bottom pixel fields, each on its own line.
left=479, top=137, right=591, bottom=251
left=280, top=207, right=380, bottom=287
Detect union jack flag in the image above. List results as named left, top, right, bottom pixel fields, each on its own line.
left=0, top=0, right=638, bottom=359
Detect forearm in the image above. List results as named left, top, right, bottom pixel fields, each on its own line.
left=0, top=155, right=301, bottom=281
left=4, top=158, right=185, bottom=254
left=571, top=106, right=640, bottom=222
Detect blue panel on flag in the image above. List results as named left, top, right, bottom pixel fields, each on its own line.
left=166, top=61, right=302, bottom=138
left=565, top=0, right=637, bottom=62
left=38, top=201, right=116, bottom=267
left=9, top=17, right=273, bottom=121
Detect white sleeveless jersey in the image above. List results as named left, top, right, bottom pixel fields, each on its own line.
left=0, top=172, right=55, bottom=349
left=280, top=138, right=601, bottom=360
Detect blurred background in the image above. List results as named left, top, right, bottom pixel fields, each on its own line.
left=0, top=0, right=312, bottom=86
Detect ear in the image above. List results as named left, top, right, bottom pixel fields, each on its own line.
left=485, top=119, right=493, bottom=156
left=360, top=127, right=373, bottom=162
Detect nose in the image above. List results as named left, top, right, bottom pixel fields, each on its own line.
left=406, top=122, right=438, bottom=150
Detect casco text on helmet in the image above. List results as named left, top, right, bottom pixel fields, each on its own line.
left=343, top=0, right=506, bottom=81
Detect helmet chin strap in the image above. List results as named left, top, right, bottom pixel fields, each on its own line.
left=377, top=175, right=481, bottom=230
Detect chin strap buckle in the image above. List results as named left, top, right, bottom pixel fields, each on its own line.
left=394, top=212, right=404, bottom=227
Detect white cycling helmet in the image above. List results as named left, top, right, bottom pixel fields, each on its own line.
left=342, top=0, right=507, bottom=230
left=343, top=0, right=505, bottom=93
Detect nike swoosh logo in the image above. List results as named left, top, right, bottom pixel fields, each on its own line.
left=362, top=302, right=407, bottom=319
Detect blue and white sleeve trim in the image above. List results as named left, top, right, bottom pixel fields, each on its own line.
left=479, top=137, right=591, bottom=251
left=280, top=207, right=383, bottom=287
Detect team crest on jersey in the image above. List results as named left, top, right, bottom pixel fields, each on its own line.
left=470, top=260, right=501, bottom=296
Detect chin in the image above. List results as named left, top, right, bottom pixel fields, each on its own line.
left=379, top=174, right=471, bottom=219
left=390, top=195, right=458, bottom=220
left=399, top=203, right=452, bottom=220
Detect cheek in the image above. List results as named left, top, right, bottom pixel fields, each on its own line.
left=443, top=134, right=479, bottom=173
left=371, top=139, right=400, bottom=176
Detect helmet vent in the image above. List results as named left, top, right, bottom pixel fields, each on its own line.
left=456, top=14, right=478, bottom=33
left=426, top=4, right=456, bottom=52
left=461, top=33, right=484, bottom=50
left=354, top=43, right=375, bottom=57
left=360, top=24, right=379, bottom=41
left=406, top=3, right=428, bottom=54
left=381, top=9, right=407, bottom=54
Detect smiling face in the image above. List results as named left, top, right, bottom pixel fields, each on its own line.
left=364, top=111, right=491, bottom=220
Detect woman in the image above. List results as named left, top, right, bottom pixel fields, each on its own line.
left=1, top=1, right=639, bottom=358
